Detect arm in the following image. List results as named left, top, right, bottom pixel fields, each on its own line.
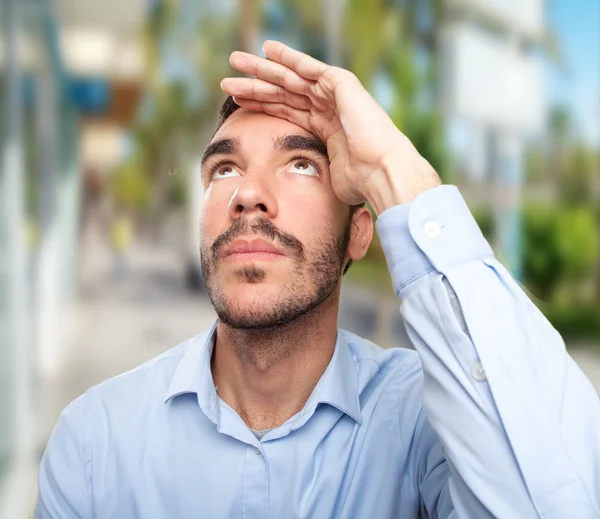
left=377, top=185, right=600, bottom=518
left=34, top=394, right=91, bottom=518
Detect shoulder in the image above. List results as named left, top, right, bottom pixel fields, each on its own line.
left=340, top=330, right=425, bottom=445
left=340, top=328, right=422, bottom=377
left=46, top=330, right=211, bottom=465
left=340, top=329, right=424, bottom=413
left=66, top=330, right=209, bottom=421
left=95, top=333, right=200, bottom=393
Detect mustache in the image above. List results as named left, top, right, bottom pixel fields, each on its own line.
left=211, top=217, right=305, bottom=260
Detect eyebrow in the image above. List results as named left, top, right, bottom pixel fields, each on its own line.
left=200, top=134, right=329, bottom=171
left=273, top=134, right=328, bottom=160
left=200, top=137, right=241, bottom=169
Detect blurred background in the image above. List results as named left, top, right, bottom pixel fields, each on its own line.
left=0, top=0, right=598, bottom=515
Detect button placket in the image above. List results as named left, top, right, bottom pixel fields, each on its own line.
left=243, top=443, right=269, bottom=517
left=471, top=361, right=487, bottom=381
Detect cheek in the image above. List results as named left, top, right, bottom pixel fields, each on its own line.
left=199, top=203, right=214, bottom=238
left=199, top=189, right=233, bottom=237
left=280, top=188, right=346, bottom=238
left=281, top=201, right=328, bottom=241
left=279, top=180, right=332, bottom=218
left=278, top=200, right=340, bottom=251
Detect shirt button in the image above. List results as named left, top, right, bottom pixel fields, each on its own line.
left=253, top=446, right=261, bottom=455
left=471, top=361, right=487, bottom=381
left=424, top=221, right=442, bottom=238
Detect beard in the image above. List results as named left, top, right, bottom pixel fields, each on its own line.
left=200, top=216, right=350, bottom=331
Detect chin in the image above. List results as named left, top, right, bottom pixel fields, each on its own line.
left=229, top=283, right=278, bottom=304
left=205, top=259, right=337, bottom=330
left=211, top=281, right=315, bottom=331
left=214, top=294, right=290, bottom=330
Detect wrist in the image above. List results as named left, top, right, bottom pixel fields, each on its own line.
left=363, top=149, right=442, bottom=215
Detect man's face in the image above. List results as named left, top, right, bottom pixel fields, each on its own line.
left=199, top=108, right=352, bottom=330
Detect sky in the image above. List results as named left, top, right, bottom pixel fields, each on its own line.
left=547, top=0, right=600, bottom=146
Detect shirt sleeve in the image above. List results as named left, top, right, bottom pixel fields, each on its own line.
left=34, top=394, right=92, bottom=518
left=376, top=185, right=600, bottom=518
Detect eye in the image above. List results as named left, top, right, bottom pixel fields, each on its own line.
left=211, top=164, right=240, bottom=180
left=288, top=159, right=319, bottom=177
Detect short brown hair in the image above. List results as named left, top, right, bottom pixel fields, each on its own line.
left=214, top=96, right=241, bottom=135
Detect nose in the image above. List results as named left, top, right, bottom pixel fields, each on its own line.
left=228, top=172, right=278, bottom=221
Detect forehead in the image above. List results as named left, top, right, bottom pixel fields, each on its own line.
left=212, top=108, right=314, bottom=149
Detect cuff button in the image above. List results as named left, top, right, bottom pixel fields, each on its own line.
left=423, top=221, right=442, bottom=238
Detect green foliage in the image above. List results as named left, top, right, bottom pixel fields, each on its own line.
left=473, top=207, right=493, bottom=238
left=385, top=38, right=451, bottom=181
left=523, top=204, right=598, bottom=299
left=147, top=0, right=177, bottom=41
left=344, top=0, right=391, bottom=85
left=109, top=153, right=151, bottom=211
left=543, top=304, right=600, bottom=340
left=555, top=206, right=599, bottom=278
left=521, top=204, right=561, bottom=299
left=388, top=43, right=418, bottom=129
left=550, top=105, right=572, bottom=142
left=559, top=145, right=599, bottom=205
left=406, top=109, right=451, bottom=182
left=167, top=172, right=188, bottom=208
left=345, top=257, right=394, bottom=295
left=474, top=204, right=599, bottom=301
left=525, top=145, right=545, bottom=183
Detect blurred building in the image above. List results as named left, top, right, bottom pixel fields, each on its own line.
left=442, top=0, right=546, bottom=277
left=0, top=0, right=145, bottom=515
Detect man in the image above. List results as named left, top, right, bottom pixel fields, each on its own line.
left=35, top=41, right=600, bottom=518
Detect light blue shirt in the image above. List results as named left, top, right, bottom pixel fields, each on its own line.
left=35, top=186, right=600, bottom=518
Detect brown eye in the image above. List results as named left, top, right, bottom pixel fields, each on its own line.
left=212, top=164, right=240, bottom=179
left=288, top=159, right=318, bottom=176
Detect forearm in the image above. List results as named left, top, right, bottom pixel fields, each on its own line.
left=430, top=257, right=600, bottom=516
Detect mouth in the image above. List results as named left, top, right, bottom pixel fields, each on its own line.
left=225, top=251, right=286, bottom=262
left=221, top=238, right=287, bottom=263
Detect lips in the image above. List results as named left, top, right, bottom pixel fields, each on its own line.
left=221, top=238, right=286, bottom=260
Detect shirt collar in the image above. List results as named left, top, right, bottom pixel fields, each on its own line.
left=164, top=321, right=219, bottom=422
left=304, top=330, right=362, bottom=424
left=164, top=322, right=362, bottom=425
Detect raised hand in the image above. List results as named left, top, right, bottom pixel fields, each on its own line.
left=220, top=40, right=441, bottom=212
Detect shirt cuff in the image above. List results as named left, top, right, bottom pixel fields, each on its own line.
left=375, top=185, right=494, bottom=295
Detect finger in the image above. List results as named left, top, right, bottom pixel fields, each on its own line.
left=221, top=77, right=311, bottom=111
left=231, top=97, right=312, bottom=131
left=262, top=40, right=329, bottom=81
left=229, top=51, right=313, bottom=96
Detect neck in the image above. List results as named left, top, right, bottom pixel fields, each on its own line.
left=211, top=287, right=340, bottom=431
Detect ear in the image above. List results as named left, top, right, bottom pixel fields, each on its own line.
left=347, top=207, right=373, bottom=262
